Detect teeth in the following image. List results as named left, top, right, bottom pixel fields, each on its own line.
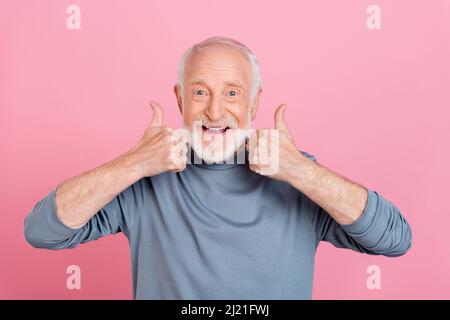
left=205, top=126, right=226, bottom=131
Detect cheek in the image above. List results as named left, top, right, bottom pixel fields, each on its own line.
left=228, top=104, right=251, bottom=128
left=182, top=101, right=204, bottom=125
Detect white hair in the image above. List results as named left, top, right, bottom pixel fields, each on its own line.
left=176, top=36, right=262, bottom=102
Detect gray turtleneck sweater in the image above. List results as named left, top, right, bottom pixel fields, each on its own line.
left=24, top=151, right=412, bottom=299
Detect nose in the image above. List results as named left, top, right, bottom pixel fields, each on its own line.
left=205, top=95, right=226, bottom=122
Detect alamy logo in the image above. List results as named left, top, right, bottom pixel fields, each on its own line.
left=366, top=265, right=381, bottom=290
left=366, top=5, right=381, bottom=30
left=66, top=5, right=81, bottom=30
left=66, top=265, right=81, bottom=290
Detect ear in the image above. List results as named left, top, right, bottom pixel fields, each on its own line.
left=250, top=88, right=262, bottom=121
left=173, top=84, right=183, bottom=114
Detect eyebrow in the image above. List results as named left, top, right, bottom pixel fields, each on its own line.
left=226, top=80, right=245, bottom=88
left=188, top=77, right=245, bottom=88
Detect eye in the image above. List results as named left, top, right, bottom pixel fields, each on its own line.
left=227, top=90, right=239, bottom=97
left=194, top=89, right=206, bottom=96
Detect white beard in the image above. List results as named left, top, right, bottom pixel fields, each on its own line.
left=192, top=128, right=247, bottom=164
left=183, top=112, right=251, bottom=164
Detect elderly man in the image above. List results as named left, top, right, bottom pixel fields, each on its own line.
left=24, top=36, right=412, bottom=299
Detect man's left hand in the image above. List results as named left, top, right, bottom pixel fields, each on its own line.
left=247, top=104, right=309, bottom=183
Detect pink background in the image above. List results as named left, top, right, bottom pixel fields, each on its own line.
left=1, top=0, right=449, bottom=299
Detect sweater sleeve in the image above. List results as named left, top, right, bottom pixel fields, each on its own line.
left=298, top=150, right=412, bottom=257
left=304, top=188, right=413, bottom=257
left=23, top=180, right=142, bottom=250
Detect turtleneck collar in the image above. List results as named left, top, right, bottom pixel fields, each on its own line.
left=189, top=145, right=249, bottom=170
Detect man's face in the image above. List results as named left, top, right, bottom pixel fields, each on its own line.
left=174, top=44, right=260, bottom=163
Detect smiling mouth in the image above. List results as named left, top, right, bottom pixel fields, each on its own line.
left=202, top=125, right=230, bottom=134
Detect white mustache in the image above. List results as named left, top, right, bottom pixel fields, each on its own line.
left=194, top=114, right=238, bottom=129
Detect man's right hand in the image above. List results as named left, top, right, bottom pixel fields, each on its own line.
left=45, top=100, right=188, bottom=229
left=125, top=101, right=188, bottom=178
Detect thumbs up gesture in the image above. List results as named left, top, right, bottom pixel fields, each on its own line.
left=125, top=101, right=188, bottom=178
left=247, top=104, right=305, bottom=182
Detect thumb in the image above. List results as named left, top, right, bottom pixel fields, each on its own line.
left=274, top=104, right=288, bottom=132
left=149, top=101, right=164, bottom=127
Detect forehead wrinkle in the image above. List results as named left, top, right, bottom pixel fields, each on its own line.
left=184, top=47, right=251, bottom=87
left=188, top=75, right=245, bottom=89
left=200, top=60, right=249, bottom=76
left=186, top=64, right=250, bottom=89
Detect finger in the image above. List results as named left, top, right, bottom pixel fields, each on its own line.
left=177, top=142, right=188, bottom=155
left=175, top=132, right=188, bottom=144
left=149, top=100, right=164, bottom=127
left=171, top=140, right=186, bottom=156
left=274, top=104, right=288, bottom=132
left=250, top=145, right=260, bottom=165
left=249, top=164, right=260, bottom=174
left=246, top=130, right=258, bottom=157
left=170, top=155, right=187, bottom=173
